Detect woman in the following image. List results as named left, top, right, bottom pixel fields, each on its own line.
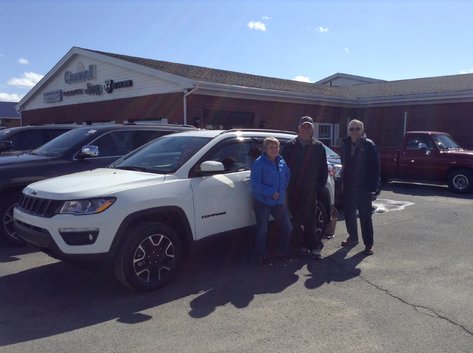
left=251, top=137, right=292, bottom=266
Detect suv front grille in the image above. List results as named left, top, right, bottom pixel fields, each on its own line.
left=17, top=195, right=62, bottom=218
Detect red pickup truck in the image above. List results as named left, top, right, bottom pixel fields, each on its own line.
left=380, top=131, right=473, bottom=193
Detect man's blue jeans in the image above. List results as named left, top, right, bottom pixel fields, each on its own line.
left=253, top=198, right=292, bottom=258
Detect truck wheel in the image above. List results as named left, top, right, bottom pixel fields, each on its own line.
left=447, top=169, right=473, bottom=193
left=114, top=222, right=183, bottom=291
left=315, top=201, right=328, bottom=239
left=0, top=192, right=26, bottom=245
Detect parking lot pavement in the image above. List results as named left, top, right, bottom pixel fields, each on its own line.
left=1, top=183, right=472, bottom=353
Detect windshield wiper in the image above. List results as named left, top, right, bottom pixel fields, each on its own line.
left=114, top=165, right=152, bottom=172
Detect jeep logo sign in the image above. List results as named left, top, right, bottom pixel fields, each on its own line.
left=104, top=79, right=133, bottom=94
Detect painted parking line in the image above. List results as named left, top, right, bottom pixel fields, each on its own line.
left=373, top=199, right=414, bottom=214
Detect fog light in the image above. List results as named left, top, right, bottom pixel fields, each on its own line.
left=59, top=228, right=99, bottom=245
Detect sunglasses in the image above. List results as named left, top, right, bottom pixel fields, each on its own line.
left=349, top=127, right=361, bottom=131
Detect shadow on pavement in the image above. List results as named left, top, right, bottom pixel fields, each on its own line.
left=0, top=231, right=301, bottom=346
left=0, top=226, right=367, bottom=346
left=0, top=240, right=37, bottom=263
left=304, top=246, right=367, bottom=289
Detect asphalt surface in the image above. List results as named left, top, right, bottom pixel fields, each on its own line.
left=1, top=182, right=472, bottom=353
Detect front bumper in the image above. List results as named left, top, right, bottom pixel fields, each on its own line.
left=13, top=206, right=117, bottom=264
left=14, top=219, right=109, bottom=263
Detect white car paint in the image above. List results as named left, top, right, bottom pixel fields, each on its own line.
left=14, top=130, right=335, bottom=257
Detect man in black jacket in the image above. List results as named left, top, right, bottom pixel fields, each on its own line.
left=282, top=116, right=328, bottom=259
left=340, top=119, right=380, bottom=255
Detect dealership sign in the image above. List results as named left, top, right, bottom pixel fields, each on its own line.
left=64, top=63, right=97, bottom=84
left=44, top=78, right=133, bottom=102
left=104, top=80, right=133, bottom=94
left=43, top=89, right=63, bottom=103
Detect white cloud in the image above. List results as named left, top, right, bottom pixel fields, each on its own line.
left=262, top=16, right=270, bottom=20
left=248, top=21, right=267, bottom=32
left=293, top=75, right=313, bottom=83
left=7, top=72, right=43, bottom=88
left=459, top=69, right=473, bottom=74
left=345, top=47, right=350, bottom=53
left=18, top=58, right=29, bottom=65
left=316, top=26, right=329, bottom=33
left=0, top=92, right=22, bottom=102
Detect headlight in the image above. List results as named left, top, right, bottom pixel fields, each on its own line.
left=329, top=164, right=342, bottom=179
left=59, top=197, right=116, bottom=215
left=331, top=164, right=342, bottom=179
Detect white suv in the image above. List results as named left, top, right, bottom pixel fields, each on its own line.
left=14, top=130, right=336, bottom=291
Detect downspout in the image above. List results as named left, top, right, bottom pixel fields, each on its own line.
left=16, top=104, right=23, bottom=126
left=183, top=85, right=199, bottom=125
left=403, top=111, right=408, bottom=134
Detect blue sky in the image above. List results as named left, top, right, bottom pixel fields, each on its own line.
left=1, top=0, right=473, bottom=102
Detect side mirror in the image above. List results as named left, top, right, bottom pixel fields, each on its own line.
left=78, top=145, right=99, bottom=158
left=0, top=140, right=13, bottom=153
left=200, top=160, right=225, bottom=173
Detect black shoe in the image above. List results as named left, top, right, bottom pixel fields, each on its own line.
left=259, top=257, right=273, bottom=266
left=308, top=248, right=322, bottom=260
left=276, top=252, right=297, bottom=264
left=341, top=238, right=359, bottom=247
left=364, top=247, right=374, bottom=255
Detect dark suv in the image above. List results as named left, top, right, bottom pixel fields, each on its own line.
left=0, top=125, right=78, bottom=155
left=0, top=123, right=196, bottom=244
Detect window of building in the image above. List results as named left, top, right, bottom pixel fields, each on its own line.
left=317, top=123, right=339, bottom=147
left=204, top=110, right=254, bottom=130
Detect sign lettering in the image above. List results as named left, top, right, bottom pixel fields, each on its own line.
left=64, top=64, right=97, bottom=85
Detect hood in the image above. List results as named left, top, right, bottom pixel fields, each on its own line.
left=443, top=149, right=473, bottom=157
left=24, top=168, right=166, bottom=200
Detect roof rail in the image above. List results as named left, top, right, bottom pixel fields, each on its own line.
left=122, top=122, right=196, bottom=128
left=224, top=128, right=297, bottom=135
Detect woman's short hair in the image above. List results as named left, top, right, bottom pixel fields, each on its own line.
left=263, top=137, right=280, bottom=151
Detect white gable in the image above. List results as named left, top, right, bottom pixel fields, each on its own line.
left=19, top=48, right=194, bottom=111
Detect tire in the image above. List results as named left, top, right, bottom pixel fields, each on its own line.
left=447, top=169, right=473, bottom=193
left=113, top=222, right=183, bottom=292
left=0, top=192, right=26, bottom=246
left=315, top=200, right=328, bottom=239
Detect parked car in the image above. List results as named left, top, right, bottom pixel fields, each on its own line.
left=0, top=123, right=197, bottom=244
left=14, top=129, right=336, bottom=291
left=379, top=131, right=473, bottom=193
left=0, top=125, right=78, bottom=155
left=325, top=148, right=342, bottom=207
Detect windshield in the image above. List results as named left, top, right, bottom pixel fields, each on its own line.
left=32, top=128, right=100, bottom=157
left=432, top=134, right=461, bottom=150
left=323, top=144, right=340, bottom=159
left=113, top=135, right=211, bottom=174
left=0, top=128, right=13, bottom=139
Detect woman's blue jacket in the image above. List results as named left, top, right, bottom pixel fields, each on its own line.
left=251, top=153, right=290, bottom=206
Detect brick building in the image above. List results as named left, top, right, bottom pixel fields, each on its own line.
left=0, top=102, right=21, bottom=128
left=16, top=47, right=473, bottom=148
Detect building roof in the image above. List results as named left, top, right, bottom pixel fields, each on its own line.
left=339, top=73, right=473, bottom=98
left=86, top=48, right=338, bottom=97
left=315, top=72, right=386, bottom=86
left=0, top=102, right=20, bottom=119
left=87, top=48, right=473, bottom=104
left=17, top=47, right=473, bottom=111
